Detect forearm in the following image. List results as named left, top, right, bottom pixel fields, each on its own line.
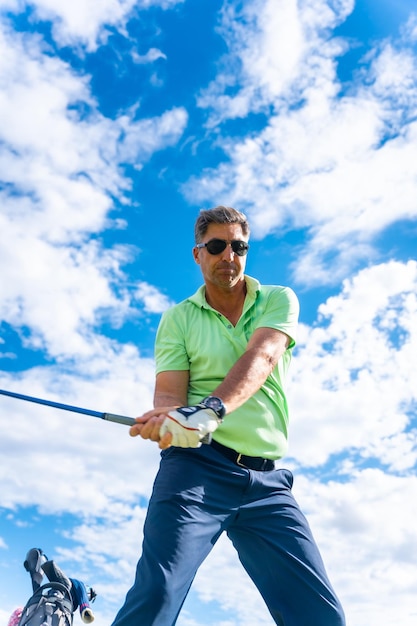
left=212, top=327, right=290, bottom=414
left=153, top=370, right=189, bottom=409
left=212, top=348, right=276, bottom=413
left=154, top=391, right=185, bottom=408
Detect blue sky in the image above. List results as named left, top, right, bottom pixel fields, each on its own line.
left=0, top=1, right=417, bottom=624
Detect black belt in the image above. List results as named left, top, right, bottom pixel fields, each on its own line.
left=210, top=439, right=275, bottom=471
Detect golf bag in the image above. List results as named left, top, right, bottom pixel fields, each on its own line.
left=17, top=548, right=96, bottom=626
left=18, top=582, right=73, bottom=626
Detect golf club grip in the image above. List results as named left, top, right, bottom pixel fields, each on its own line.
left=103, top=413, right=136, bottom=426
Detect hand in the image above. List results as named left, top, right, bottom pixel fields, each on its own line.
left=160, top=404, right=221, bottom=448
left=129, top=407, right=175, bottom=449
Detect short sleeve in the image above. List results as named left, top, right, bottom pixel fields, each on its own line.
left=154, top=307, right=190, bottom=374
left=254, top=286, right=299, bottom=348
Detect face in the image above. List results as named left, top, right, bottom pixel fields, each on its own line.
left=193, top=222, right=249, bottom=290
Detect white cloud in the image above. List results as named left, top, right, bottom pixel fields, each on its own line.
left=117, top=107, right=188, bottom=163
left=290, top=469, right=417, bottom=626
left=0, top=22, right=188, bottom=236
left=131, top=47, right=167, bottom=64
left=0, top=610, right=15, bottom=626
left=198, top=0, right=353, bottom=122
left=0, top=351, right=157, bottom=515
left=135, top=281, right=175, bottom=313
left=0, top=230, right=131, bottom=357
left=0, top=21, right=187, bottom=358
left=1, top=0, right=185, bottom=50
left=287, top=259, right=417, bottom=469
left=185, top=0, right=417, bottom=285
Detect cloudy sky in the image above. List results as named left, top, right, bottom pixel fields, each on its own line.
left=0, top=0, right=416, bottom=624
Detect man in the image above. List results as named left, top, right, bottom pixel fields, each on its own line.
left=111, top=206, right=345, bottom=626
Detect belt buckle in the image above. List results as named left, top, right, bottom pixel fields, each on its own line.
left=236, top=453, right=249, bottom=469
left=236, top=452, right=270, bottom=471
left=236, top=453, right=245, bottom=467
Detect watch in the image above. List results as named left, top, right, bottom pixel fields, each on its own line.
left=201, top=396, right=226, bottom=420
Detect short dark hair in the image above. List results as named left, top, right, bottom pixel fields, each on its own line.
left=194, top=206, right=250, bottom=243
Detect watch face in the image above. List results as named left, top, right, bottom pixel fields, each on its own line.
left=207, top=397, right=220, bottom=409
left=203, top=396, right=225, bottom=417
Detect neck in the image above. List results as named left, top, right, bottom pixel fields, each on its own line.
left=204, top=279, right=247, bottom=326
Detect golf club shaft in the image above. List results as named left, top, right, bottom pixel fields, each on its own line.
left=0, top=389, right=136, bottom=426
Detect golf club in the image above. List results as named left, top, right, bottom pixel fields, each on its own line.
left=0, top=389, right=136, bottom=426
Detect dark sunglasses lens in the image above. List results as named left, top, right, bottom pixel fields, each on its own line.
left=206, top=239, right=227, bottom=254
left=231, top=241, right=249, bottom=256
left=204, top=239, right=249, bottom=256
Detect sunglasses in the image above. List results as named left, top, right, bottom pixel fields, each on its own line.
left=196, top=238, right=249, bottom=257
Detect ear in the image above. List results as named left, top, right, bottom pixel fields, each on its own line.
left=192, top=246, right=200, bottom=265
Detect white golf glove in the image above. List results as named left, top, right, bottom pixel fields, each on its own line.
left=160, top=404, right=222, bottom=448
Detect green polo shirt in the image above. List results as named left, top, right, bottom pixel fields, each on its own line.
left=155, top=275, right=299, bottom=459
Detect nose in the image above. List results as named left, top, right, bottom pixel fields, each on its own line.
left=220, top=243, right=236, bottom=261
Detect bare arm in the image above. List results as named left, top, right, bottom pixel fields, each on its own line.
left=213, top=327, right=290, bottom=414
left=153, top=370, right=190, bottom=408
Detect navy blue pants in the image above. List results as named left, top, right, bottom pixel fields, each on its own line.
left=111, top=444, right=345, bottom=626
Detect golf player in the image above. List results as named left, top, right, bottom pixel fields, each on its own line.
left=111, top=206, right=345, bottom=626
